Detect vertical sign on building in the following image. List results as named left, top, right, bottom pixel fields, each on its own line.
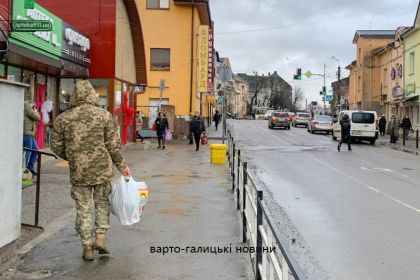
left=207, top=26, right=214, bottom=93
left=198, top=25, right=209, bottom=93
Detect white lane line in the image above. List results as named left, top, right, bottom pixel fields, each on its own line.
left=308, top=154, right=420, bottom=214
left=258, top=122, right=420, bottom=214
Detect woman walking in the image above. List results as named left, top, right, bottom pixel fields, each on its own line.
left=338, top=114, right=352, bottom=152
left=154, top=112, right=169, bottom=149
left=190, top=111, right=206, bottom=151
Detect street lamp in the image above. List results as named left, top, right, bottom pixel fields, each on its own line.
left=330, top=56, right=341, bottom=114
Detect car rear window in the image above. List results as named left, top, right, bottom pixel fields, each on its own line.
left=274, top=113, right=288, bottom=118
left=298, top=113, right=310, bottom=118
left=315, top=116, right=332, bottom=122
left=352, top=113, right=375, bottom=124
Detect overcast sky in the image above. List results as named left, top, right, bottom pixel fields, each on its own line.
left=210, top=0, right=419, bottom=106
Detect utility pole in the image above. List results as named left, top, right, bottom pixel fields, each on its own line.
left=323, top=63, right=326, bottom=114
left=337, top=66, right=341, bottom=113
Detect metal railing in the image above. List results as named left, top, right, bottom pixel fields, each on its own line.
left=22, top=148, right=57, bottom=229
left=227, top=131, right=306, bottom=280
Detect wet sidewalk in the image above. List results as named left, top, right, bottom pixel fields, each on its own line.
left=377, top=134, right=420, bottom=155
left=2, top=141, right=252, bottom=280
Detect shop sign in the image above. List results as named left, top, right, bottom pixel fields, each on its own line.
left=398, top=64, right=403, bottom=78
left=392, top=85, right=403, bottom=98
left=197, top=25, right=209, bottom=93
left=61, top=22, right=90, bottom=66
left=405, top=82, right=417, bottom=98
left=10, top=1, right=62, bottom=59
left=206, top=95, right=216, bottom=104
left=12, top=20, right=52, bottom=32
left=391, top=67, right=396, bottom=80
left=207, top=27, right=214, bottom=92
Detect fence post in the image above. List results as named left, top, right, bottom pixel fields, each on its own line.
left=242, top=162, right=248, bottom=243
left=417, top=130, right=419, bottom=149
left=255, top=190, right=263, bottom=280
left=237, top=150, right=241, bottom=210
left=232, top=144, right=236, bottom=192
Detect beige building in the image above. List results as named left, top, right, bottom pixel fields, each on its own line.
left=347, top=30, right=396, bottom=112
left=373, top=27, right=408, bottom=121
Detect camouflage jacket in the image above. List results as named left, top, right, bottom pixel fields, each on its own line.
left=51, top=81, right=127, bottom=186
left=24, top=101, right=40, bottom=136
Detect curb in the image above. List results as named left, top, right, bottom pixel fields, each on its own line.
left=378, top=141, right=419, bottom=155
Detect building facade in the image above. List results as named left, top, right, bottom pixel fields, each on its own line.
left=137, top=0, right=213, bottom=135
left=347, top=30, right=396, bottom=112
left=402, top=9, right=420, bottom=127
left=331, top=77, right=350, bottom=114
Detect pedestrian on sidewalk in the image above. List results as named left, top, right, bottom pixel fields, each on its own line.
left=51, top=80, right=130, bottom=261
left=213, top=110, right=221, bottom=130
left=338, top=114, right=352, bottom=152
left=154, top=111, right=169, bottom=149
left=400, top=115, right=412, bottom=141
left=190, top=111, right=206, bottom=151
left=379, top=114, right=387, bottom=136
left=136, top=111, right=144, bottom=142
left=23, top=100, right=41, bottom=175
left=387, top=114, right=399, bottom=143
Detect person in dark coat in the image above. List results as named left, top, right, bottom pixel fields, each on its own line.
left=400, top=115, right=412, bottom=141
left=154, top=112, right=169, bottom=149
left=378, top=115, right=386, bottom=136
left=190, top=111, right=206, bottom=151
left=213, top=110, right=221, bottom=130
left=338, top=114, right=352, bottom=152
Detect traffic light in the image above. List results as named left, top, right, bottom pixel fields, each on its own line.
left=293, top=68, right=302, bottom=80
left=322, top=97, right=325, bottom=102
left=24, top=0, right=35, bottom=9
left=322, top=86, right=326, bottom=94
left=320, top=91, right=323, bottom=96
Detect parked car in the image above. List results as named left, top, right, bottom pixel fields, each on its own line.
left=332, top=110, right=378, bottom=145
left=268, top=112, right=291, bottom=130
left=307, top=115, right=333, bottom=134
left=292, top=112, right=311, bottom=128
left=264, top=109, right=275, bottom=120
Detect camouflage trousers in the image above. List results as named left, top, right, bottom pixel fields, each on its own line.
left=70, top=182, right=112, bottom=246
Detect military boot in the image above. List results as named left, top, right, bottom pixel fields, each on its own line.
left=94, top=234, right=110, bottom=254
left=83, top=245, right=94, bottom=261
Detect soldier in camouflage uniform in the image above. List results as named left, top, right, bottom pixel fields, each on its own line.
left=51, top=80, right=130, bottom=261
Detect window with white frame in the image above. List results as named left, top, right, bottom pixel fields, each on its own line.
left=147, top=0, right=169, bottom=9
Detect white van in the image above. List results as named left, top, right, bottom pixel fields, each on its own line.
left=332, top=110, right=378, bottom=145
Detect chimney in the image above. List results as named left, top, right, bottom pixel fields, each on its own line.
left=268, top=72, right=271, bottom=76
left=274, top=71, right=277, bottom=75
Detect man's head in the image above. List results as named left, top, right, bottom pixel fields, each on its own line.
left=70, top=80, right=99, bottom=108
left=194, top=111, right=200, bottom=117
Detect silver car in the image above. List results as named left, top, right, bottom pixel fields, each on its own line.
left=307, top=115, right=333, bottom=134
left=292, top=112, right=311, bottom=128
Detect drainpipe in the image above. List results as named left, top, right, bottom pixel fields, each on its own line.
left=189, top=0, right=195, bottom=114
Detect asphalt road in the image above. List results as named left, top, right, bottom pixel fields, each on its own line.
left=228, top=120, right=420, bottom=280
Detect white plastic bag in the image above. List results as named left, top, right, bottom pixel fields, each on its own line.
left=110, top=176, right=140, bottom=225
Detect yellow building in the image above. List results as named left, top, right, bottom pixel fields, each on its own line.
left=136, top=0, right=213, bottom=134
left=402, top=7, right=420, bottom=126
left=347, top=30, right=396, bottom=112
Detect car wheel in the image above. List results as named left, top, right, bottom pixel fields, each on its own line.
left=288, top=126, right=291, bottom=130
left=369, top=139, right=376, bottom=145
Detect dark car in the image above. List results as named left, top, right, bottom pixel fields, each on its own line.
left=268, top=112, right=291, bottom=130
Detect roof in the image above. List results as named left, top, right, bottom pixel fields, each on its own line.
left=353, top=30, right=396, bottom=43
left=345, top=60, right=356, bottom=70
left=173, top=0, right=212, bottom=25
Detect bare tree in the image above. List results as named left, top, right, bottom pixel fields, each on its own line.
left=247, top=72, right=264, bottom=114
left=293, top=87, right=305, bottom=111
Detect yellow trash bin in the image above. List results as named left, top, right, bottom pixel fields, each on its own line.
left=210, top=144, right=227, bottom=164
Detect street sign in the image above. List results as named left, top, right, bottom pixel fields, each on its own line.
left=305, top=71, right=313, bottom=78
left=326, top=95, right=333, bottom=102
left=12, top=20, right=52, bottom=32
left=217, top=96, right=224, bottom=104
left=159, top=79, right=165, bottom=92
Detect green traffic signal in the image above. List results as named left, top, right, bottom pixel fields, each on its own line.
left=293, top=68, right=302, bottom=80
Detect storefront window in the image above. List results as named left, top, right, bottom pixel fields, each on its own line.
left=22, top=70, right=35, bottom=101
left=90, top=79, right=109, bottom=110
left=60, top=78, right=80, bottom=113
left=8, top=66, right=22, bottom=82
left=47, top=76, right=56, bottom=102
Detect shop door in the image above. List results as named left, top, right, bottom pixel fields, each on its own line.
left=148, top=99, right=169, bottom=128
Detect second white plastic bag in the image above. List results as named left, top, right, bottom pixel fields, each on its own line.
left=110, top=176, right=140, bottom=226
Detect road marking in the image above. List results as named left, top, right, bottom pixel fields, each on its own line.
left=309, top=154, right=420, bottom=214
left=373, top=168, right=394, bottom=173
left=256, top=122, right=420, bottom=214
